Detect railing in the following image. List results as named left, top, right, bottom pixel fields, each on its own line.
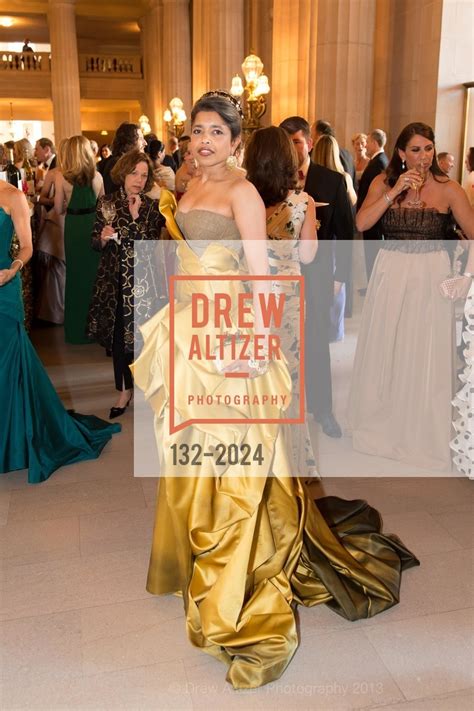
left=0, top=52, right=51, bottom=72
left=0, top=52, right=142, bottom=78
left=79, top=54, right=142, bottom=77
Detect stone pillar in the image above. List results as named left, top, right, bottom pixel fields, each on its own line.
left=315, top=0, right=376, bottom=148
left=47, top=0, right=81, bottom=143
left=139, top=0, right=164, bottom=138
left=271, top=0, right=318, bottom=126
left=192, top=0, right=244, bottom=102
left=371, top=0, right=443, bottom=151
left=162, top=0, right=192, bottom=136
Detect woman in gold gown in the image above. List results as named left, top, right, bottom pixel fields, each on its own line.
left=132, top=94, right=419, bottom=690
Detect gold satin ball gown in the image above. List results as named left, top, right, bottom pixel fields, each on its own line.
left=132, top=210, right=419, bottom=690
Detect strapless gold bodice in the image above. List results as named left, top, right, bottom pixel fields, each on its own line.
left=176, top=209, right=242, bottom=254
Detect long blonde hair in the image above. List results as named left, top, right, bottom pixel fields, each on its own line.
left=59, top=135, right=96, bottom=186
left=312, top=134, right=345, bottom=175
left=13, top=138, right=34, bottom=166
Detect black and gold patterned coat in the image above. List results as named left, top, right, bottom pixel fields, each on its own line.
left=87, top=190, right=165, bottom=353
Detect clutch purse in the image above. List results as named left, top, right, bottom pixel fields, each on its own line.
left=439, top=274, right=471, bottom=300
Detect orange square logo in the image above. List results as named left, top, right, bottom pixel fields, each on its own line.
left=168, top=274, right=305, bottom=434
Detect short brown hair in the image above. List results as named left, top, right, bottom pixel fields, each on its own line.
left=279, top=116, right=311, bottom=140
left=110, top=149, right=154, bottom=192
left=244, top=126, right=298, bottom=207
left=37, top=137, right=56, bottom=153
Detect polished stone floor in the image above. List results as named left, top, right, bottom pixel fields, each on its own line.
left=1, top=280, right=473, bottom=709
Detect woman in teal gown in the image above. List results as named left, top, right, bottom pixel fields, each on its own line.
left=0, top=180, right=121, bottom=484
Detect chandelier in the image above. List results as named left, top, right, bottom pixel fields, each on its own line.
left=230, top=53, right=270, bottom=136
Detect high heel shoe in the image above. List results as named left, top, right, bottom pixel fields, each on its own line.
left=109, top=393, right=133, bottom=419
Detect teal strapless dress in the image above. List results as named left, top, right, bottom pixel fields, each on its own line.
left=0, top=207, right=121, bottom=483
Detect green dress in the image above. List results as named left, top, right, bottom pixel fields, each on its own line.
left=0, top=207, right=121, bottom=484
left=64, top=184, right=100, bottom=343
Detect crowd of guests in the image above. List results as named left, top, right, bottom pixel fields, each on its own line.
left=0, top=106, right=473, bottom=479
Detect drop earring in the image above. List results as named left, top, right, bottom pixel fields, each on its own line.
left=401, top=159, right=406, bottom=170
left=226, top=154, right=238, bottom=170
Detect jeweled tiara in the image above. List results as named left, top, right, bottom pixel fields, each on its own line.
left=199, top=90, right=245, bottom=119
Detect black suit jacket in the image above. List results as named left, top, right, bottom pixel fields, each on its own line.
left=301, top=162, right=353, bottom=416
left=304, top=161, right=354, bottom=283
left=101, top=155, right=120, bottom=196
left=339, top=147, right=356, bottom=187
left=356, top=151, right=388, bottom=241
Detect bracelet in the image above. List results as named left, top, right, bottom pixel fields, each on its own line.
left=462, top=272, right=474, bottom=279
left=383, top=192, right=394, bottom=205
left=11, top=258, right=24, bottom=271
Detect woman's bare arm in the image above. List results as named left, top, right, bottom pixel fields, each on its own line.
left=0, top=189, right=33, bottom=285
left=298, top=195, right=318, bottom=264
left=53, top=172, right=66, bottom=215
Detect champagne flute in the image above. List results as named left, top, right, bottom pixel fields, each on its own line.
left=406, top=165, right=426, bottom=208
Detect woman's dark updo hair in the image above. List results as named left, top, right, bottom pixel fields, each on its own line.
left=190, top=91, right=242, bottom=140
left=111, top=122, right=141, bottom=157
left=148, top=139, right=165, bottom=162
left=466, top=147, right=474, bottom=173
left=244, top=126, right=298, bottom=207
left=385, top=121, right=446, bottom=187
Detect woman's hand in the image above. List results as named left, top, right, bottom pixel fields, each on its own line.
left=0, top=268, right=15, bottom=286
left=440, top=274, right=472, bottom=301
left=223, top=358, right=268, bottom=379
left=449, top=275, right=472, bottom=301
left=128, top=194, right=141, bottom=220
left=100, top=225, right=117, bottom=245
left=392, top=168, right=424, bottom=198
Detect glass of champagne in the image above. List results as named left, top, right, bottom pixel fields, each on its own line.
left=101, top=200, right=119, bottom=243
left=406, top=166, right=426, bottom=208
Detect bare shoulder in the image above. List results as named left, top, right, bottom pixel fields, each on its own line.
left=229, top=174, right=261, bottom=202
left=440, top=176, right=465, bottom=198
left=5, top=184, right=26, bottom=207
left=0, top=180, right=19, bottom=199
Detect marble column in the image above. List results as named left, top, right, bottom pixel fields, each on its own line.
left=47, top=0, right=81, bottom=143
left=371, top=0, right=443, bottom=150
left=271, top=0, right=318, bottom=126
left=192, top=0, right=244, bottom=101
left=139, top=0, right=164, bottom=138
left=161, top=0, right=192, bottom=136
left=315, top=0, right=376, bottom=148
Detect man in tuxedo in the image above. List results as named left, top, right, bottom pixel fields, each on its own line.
left=35, top=138, right=56, bottom=171
left=280, top=116, right=354, bottom=438
left=357, top=129, right=389, bottom=281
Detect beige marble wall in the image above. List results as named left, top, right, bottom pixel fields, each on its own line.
left=271, top=0, right=318, bottom=125
left=315, top=0, right=376, bottom=148
left=435, top=0, right=474, bottom=180
left=192, top=0, right=244, bottom=102
left=371, top=0, right=443, bottom=153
